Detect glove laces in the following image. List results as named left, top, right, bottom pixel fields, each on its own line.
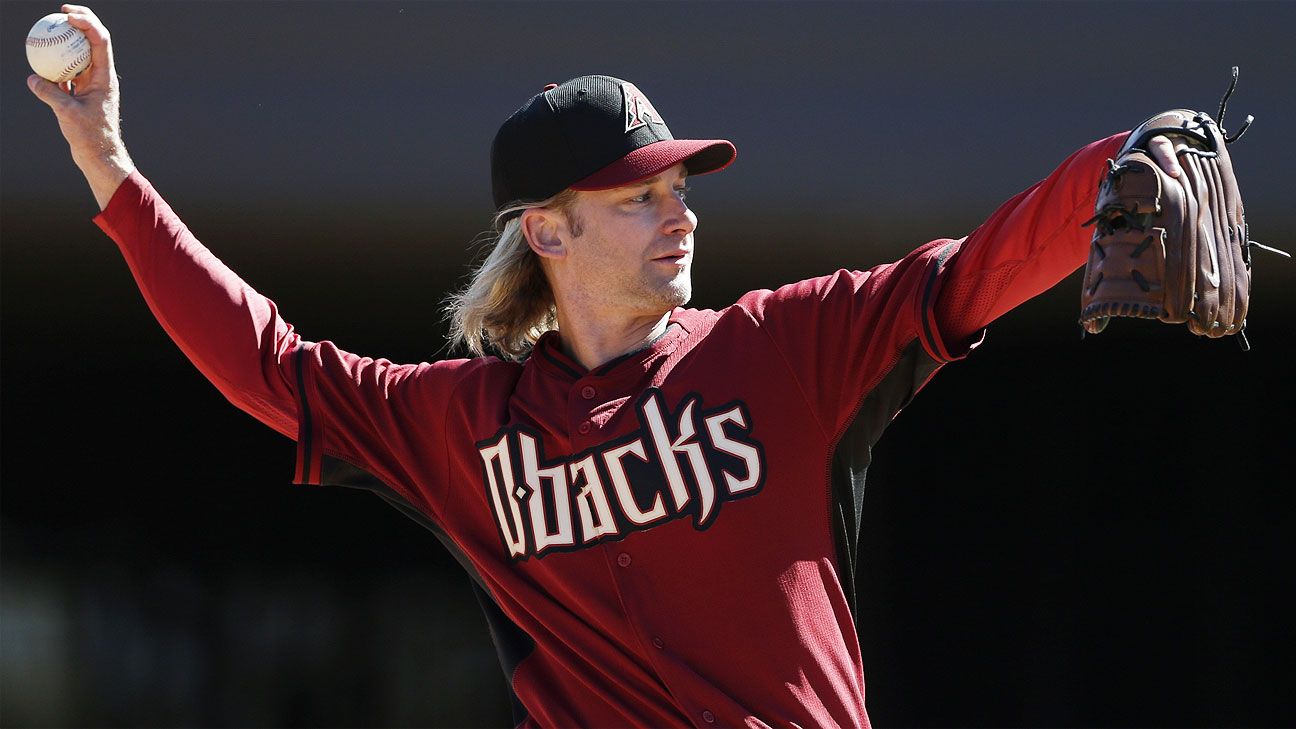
left=1217, top=66, right=1253, bottom=145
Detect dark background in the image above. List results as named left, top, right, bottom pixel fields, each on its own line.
left=3, top=2, right=1294, bottom=727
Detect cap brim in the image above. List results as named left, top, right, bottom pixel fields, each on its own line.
left=570, top=139, right=737, bottom=191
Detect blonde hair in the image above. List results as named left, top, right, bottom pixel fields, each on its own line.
left=444, top=190, right=579, bottom=360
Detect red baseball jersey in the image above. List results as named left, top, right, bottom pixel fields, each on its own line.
left=94, top=132, right=1124, bottom=728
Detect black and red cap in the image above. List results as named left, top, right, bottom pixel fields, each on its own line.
left=490, top=75, right=737, bottom=210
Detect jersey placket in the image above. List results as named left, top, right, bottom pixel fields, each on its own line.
left=570, top=371, right=721, bottom=726
left=569, top=376, right=663, bottom=670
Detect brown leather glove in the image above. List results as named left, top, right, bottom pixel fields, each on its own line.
left=1078, top=67, right=1282, bottom=350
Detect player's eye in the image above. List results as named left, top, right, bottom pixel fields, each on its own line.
left=626, top=185, right=689, bottom=205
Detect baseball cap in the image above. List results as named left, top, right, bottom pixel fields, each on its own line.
left=490, top=75, right=737, bottom=210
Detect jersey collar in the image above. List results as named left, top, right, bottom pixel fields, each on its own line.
left=531, top=307, right=703, bottom=382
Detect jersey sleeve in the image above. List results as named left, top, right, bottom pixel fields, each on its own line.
left=737, top=132, right=1127, bottom=439
left=735, top=241, right=962, bottom=439
left=92, top=171, right=476, bottom=515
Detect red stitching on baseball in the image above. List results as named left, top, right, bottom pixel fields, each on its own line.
left=27, top=28, right=77, bottom=47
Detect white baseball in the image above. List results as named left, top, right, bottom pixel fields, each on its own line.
left=26, top=12, right=91, bottom=84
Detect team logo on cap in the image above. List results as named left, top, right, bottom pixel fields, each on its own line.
left=622, top=81, right=666, bottom=133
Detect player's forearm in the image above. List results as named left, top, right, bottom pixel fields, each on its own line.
left=932, top=132, right=1127, bottom=341
left=964, top=133, right=1126, bottom=281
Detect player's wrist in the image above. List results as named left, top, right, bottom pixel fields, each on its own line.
left=72, top=142, right=134, bottom=210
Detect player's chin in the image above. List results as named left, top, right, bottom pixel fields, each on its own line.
left=660, top=276, right=692, bottom=309
left=641, top=265, right=692, bottom=309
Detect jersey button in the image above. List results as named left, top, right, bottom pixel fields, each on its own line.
left=616, top=552, right=632, bottom=567
left=581, top=385, right=596, bottom=399
left=702, top=710, right=716, bottom=724
left=652, top=636, right=665, bottom=649
left=578, top=422, right=591, bottom=435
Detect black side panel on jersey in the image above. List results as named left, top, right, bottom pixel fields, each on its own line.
left=831, top=339, right=943, bottom=616
left=318, top=456, right=533, bottom=727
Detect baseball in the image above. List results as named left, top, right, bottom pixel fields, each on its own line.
left=26, top=12, right=91, bottom=83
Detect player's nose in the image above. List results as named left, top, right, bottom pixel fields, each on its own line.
left=662, top=194, right=696, bottom=237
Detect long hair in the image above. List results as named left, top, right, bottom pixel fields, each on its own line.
left=443, top=190, right=578, bottom=360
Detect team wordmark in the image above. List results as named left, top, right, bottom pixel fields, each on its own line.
left=477, top=389, right=765, bottom=561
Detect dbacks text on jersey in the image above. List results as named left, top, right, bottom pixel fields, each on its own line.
left=477, top=388, right=767, bottom=561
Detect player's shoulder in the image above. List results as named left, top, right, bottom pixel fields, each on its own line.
left=726, top=269, right=874, bottom=319
left=396, top=352, right=524, bottom=392
left=723, top=249, right=948, bottom=325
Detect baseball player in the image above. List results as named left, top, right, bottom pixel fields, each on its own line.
left=29, top=5, right=1188, bottom=728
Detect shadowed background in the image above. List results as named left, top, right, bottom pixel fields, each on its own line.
left=3, top=1, right=1294, bottom=727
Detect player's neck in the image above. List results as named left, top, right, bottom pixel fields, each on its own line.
left=553, top=308, right=672, bottom=372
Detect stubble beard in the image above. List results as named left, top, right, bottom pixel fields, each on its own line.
left=638, top=264, right=692, bottom=315
left=661, top=274, right=692, bottom=309
left=608, top=268, right=691, bottom=320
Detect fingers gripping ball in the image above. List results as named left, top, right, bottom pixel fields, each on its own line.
left=26, top=12, right=91, bottom=83
left=1077, top=68, right=1288, bottom=350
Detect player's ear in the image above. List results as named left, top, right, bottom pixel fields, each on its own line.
left=520, top=207, right=568, bottom=260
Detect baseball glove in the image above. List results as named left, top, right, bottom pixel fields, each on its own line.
left=1078, top=67, right=1286, bottom=350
